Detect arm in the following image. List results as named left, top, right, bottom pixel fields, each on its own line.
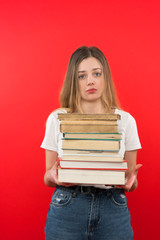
left=44, top=150, right=59, bottom=187
left=123, top=150, right=142, bottom=192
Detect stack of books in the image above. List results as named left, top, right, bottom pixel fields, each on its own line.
left=57, top=113, right=127, bottom=185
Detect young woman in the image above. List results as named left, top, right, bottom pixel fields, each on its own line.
left=41, top=46, right=142, bottom=240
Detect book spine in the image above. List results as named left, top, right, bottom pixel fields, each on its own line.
left=60, top=125, right=118, bottom=133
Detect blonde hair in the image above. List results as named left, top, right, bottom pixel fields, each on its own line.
left=60, top=46, right=120, bottom=113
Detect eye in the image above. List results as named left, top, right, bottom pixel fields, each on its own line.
left=94, top=72, right=101, bottom=77
left=78, top=74, right=86, bottom=79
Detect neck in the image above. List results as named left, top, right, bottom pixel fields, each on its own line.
left=80, top=100, right=108, bottom=114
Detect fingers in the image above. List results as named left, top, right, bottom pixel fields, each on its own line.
left=125, top=175, right=136, bottom=190
left=124, top=164, right=142, bottom=191
left=131, top=164, right=142, bottom=180
left=115, top=164, right=143, bottom=191
left=134, top=164, right=143, bottom=173
left=57, top=182, right=77, bottom=187
left=62, top=183, right=76, bottom=187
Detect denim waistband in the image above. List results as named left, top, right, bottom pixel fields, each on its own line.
left=56, top=185, right=124, bottom=195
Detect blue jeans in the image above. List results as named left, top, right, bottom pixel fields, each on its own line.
left=45, top=186, right=133, bottom=240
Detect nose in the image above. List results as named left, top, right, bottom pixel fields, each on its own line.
left=87, top=75, right=94, bottom=85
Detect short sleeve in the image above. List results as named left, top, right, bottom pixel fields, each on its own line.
left=125, top=114, right=142, bottom=151
left=40, top=113, right=58, bottom=152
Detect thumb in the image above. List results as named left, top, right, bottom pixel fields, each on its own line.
left=134, top=164, right=143, bottom=175
left=135, top=163, right=143, bottom=170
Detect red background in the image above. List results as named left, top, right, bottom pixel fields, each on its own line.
left=0, top=0, right=160, bottom=239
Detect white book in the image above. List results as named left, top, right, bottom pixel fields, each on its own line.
left=58, top=169, right=125, bottom=185
left=60, top=149, right=123, bottom=162
left=59, top=160, right=128, bottom=170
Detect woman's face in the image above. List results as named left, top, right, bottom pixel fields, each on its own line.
left=78, top=57, right=105, bottom=103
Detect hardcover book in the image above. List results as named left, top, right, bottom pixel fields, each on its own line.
left=58, top=168, right=125, bottom=185
left=59, top=159, right=128, bottom=170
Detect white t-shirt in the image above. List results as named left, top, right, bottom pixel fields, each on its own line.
left=41, top=108, right=141, bottom=158
left=41, top=108, right=142, bottom=188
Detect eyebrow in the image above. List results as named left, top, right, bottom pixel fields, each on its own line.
left=78, top=68, right=102, bottom=73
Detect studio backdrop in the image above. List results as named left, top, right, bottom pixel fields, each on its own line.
left=0, top=0, right=160, bottom=239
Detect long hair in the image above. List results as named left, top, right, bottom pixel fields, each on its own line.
left=60, top=46, right=120, bottom=113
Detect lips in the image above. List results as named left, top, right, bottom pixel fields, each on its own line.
left=86, top=88, right=97, bottom=93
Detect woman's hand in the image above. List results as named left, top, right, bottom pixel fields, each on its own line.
left=45, top=159, right=75, bottom=187
left=45, top=159, right=59, bottom=186
left=122, top=164, right=143, bottom=192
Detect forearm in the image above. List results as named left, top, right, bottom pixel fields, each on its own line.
left=44, top=150, right=59, bottom=187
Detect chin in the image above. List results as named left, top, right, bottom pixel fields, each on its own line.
left=83, top=96, right=101, bottom=102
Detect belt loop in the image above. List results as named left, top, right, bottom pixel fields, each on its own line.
left=80, top=186, right=87, bottom=194
left=72, top=185, right=80, bottom=197
left=80, top=186, right=92, bottom=194
left=106, top=189, right=112, bottom=198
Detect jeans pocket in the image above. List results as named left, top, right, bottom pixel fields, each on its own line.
left=50, top=189, right=73, bottom=207
left=110, top=190, right=127, bottom=207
